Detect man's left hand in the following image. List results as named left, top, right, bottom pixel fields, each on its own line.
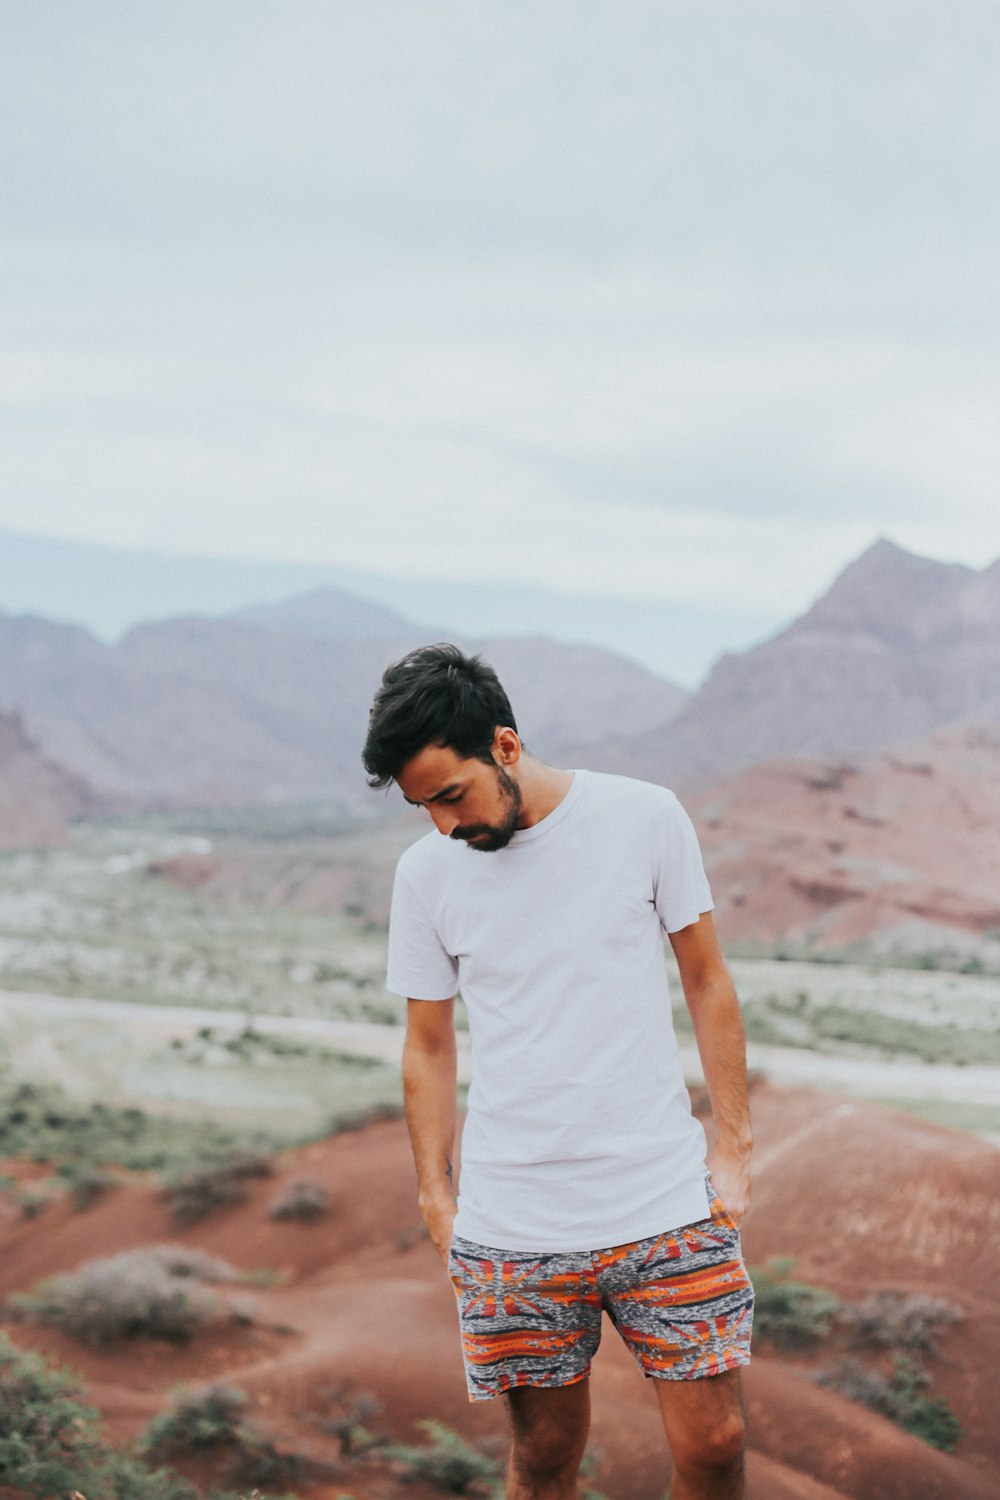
left=707, top=1150, right=751, bottom=1229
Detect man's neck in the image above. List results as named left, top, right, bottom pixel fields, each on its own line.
left=514, top=757, right=575, bottom=829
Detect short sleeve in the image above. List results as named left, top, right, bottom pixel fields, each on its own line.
left=652, top=791, right=714, bottom=934
left=386, top=864, right=459, bottom=1000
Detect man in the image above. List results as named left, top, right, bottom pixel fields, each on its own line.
left=362, top=644, right=753, bottom=1500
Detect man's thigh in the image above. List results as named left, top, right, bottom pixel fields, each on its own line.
left=505, top=1377, right=592, bottom=1454
left=448, top=1235, right=604, bottom=1403
left=594, top=1180, right=754, bottom=1383
left=653, top=1364, right=745, bottom=1460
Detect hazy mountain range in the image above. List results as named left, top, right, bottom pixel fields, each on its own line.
left=584, top=538, right=1000, bottom=786
left=0, top=535, right=997, bottom=820
left=0, top=712, right=97, bottom=848
left=0, top=603, right=688, bottom=812
left=0, top=526, right=781, bottom=687
left=4, top=535, right=1000, bottom=958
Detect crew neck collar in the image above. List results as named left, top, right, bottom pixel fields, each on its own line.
left=508, top=769, right=584, bottom=845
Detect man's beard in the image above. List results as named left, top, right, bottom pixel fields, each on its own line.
left=450, top=764, right=523, bottom=852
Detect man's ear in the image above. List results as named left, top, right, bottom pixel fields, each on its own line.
left=493, top=726, right=521, bottom=766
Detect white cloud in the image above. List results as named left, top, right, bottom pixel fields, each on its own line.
left=1, top=0, right=999, bottom=628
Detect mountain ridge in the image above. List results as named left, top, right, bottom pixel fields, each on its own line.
left=595, top=538, right=1000, bottom=787
left=0, top=599, right=689, bottom=811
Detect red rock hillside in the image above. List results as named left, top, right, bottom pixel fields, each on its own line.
left=2, top=1086, right=998, bottom=1500
left=689, top=722, right=1000, bottom=960
left=0, top=710, right=98, bottom=848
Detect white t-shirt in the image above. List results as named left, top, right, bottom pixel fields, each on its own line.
left=386, top=768, right=714, bottom=1252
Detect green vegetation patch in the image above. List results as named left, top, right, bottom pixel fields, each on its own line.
left=140, top=1383, right=306, bottom=1490
left=839, top=1290, right=961, bottom=1356
left=807, top=1004, right=1000, bottom=1064
left=384, top=1420, right=609, bottom=1500
left=749, top=1257, right=839, bottom=1348
left=0, top=1333, right=257, bottom=1500
left=750, top=1259, right=965, bottom=1452
left=816, top=1356, right=963, bottom=1452
left=0, top=1076, right=280, bottom=1173
left=168, top=1023, right=384, bottom=1066
left=385, top=1418, right=502, bottom=1495
left=738, top=993, right=1000, bottom=1065
left=872, top=1095, right=1000, bottom=1140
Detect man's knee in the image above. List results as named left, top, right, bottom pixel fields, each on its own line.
left=512, top=1428, right=581, bottom=1488
left=507, top=1388, right=589, bottom=1481
left=672, top=1407, right=746, bottom=1475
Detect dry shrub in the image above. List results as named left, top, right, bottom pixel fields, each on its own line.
left=268, top=1179, right=330, bottom=1222
left=161, top=1152, right=274, bottom=1225
left=15, top=1245, right=241, bottom=1347
left=329, top=1102, right=404, bottom=1134
left=306, top=1384, right=382, bottom=1457
left=839, top=1291, right=962, bottom=1356
left=16, top=1187, right=51, bottom=1219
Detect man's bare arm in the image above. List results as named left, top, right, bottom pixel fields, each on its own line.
left=402, top=996, right=459, bottom=1263
left=669, top=912, right=752, bottom=1226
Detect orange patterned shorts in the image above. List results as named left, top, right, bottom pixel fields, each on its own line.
left=448, top=1176, right=753, bottom=1402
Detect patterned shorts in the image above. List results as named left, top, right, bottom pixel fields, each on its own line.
left=447, top=1177, right=754, bottom=1402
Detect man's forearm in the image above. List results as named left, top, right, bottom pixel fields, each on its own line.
left=684, top=968, right=752, bottom=1223
left=402, top=1031, right=458, bottom=1213
left=687, top=972, right=752, bottom=1153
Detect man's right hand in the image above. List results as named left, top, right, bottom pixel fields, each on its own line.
left=420, top=1189, right=458, bottom=1265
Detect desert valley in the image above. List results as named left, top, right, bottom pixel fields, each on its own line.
left=2, top=539, right=1000, bottom=1500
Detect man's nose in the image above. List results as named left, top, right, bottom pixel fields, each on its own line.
left=431, top=806, right=461, bottom=837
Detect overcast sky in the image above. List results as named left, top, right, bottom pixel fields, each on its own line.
left=2, top=0, right=999, bottom=634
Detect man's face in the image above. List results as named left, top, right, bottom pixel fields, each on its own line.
left=396, top=742, right=523, bottom=852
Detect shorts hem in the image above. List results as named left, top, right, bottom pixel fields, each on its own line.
left=466, top=1365, right=592, bottom=1404
left=640, top=1349, right=752, bottom=1383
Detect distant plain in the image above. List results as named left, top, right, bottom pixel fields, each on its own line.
left=2, top=815, right=998, bottom=1147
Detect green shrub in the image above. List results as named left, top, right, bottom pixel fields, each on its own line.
left=885, top=1357, right=964, bottom=1451
left=0, top=1332, right=105, bottom=1495
left=15, top=1245, right=240, bottom=1347
left=268, top=1178, right=330, bottom=1222
left=386, top=1419, right=502, bottom=1494
left=749, top=1257, right=839, bottom=1348
left=140, top=1383, right=305, bottom=1490
left=816, top=1356, right=963, bottom=1452
left=92, top=1449, right=205, bottom=1500
left=0, top=1077, right=279, bottom=1175
left=0, top=1333, right=205, bottom=1500
left=140, top=1385, right=249, bottom=1454
left=386, top=1422, right=608, bottom=1500
left=59, top=1163, right=119, bottom=1211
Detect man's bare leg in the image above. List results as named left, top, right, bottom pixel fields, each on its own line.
left=504, top=1379, right=591, bottom=1499
left=654, top=1367, right=747, bottom=1500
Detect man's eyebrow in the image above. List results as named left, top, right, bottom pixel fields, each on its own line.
left=403, top=783, right=461, bottom=807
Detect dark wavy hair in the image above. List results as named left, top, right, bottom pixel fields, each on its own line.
left=362, top=643, right=518, bottom=789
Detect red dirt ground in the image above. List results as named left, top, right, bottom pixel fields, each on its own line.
left=2, top=1087, right=998, bottom=1500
